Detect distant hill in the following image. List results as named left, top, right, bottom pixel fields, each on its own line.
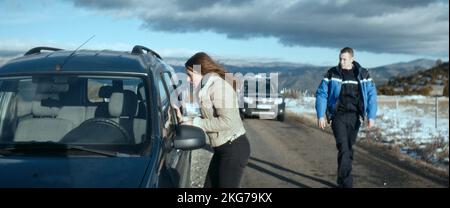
left=378, top=61, right=449, bottom=96
left=169, top=58, right=438, bottom=94
left=369, top=58, right=437, bottom=86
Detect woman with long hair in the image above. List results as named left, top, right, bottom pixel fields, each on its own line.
left=181, top=52, right=250, bottom=188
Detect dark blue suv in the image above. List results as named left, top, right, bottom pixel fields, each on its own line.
left=0, top=46, right=206, bottom=188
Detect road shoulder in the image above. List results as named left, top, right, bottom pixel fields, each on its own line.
left=286, top=114, right=449, bottom=187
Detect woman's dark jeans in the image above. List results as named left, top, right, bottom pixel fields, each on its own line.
left=204, top=134, right=251, bottom=188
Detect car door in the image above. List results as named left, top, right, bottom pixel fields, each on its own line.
left=158, top=71, right=190, bottom=187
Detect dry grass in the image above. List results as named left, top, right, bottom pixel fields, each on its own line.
left=360, top=118, right=449, bottom=167
left=421, top=135, right=449, bottom=164
left=282, top=89, right=300, bottom=99
left=357, top=140, right=449, bottom=179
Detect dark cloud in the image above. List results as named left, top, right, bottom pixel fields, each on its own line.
left=69, top=0, right=449, bottom=56
left=174, top=0, right=253, bottom=11
left=285, top=0, right=438, bottom=18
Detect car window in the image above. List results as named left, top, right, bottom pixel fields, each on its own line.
left=87, top=79, right=112, bottom=103
left=162, top=72, right=175, bottom=94
left=159, top=79, right=168, bottom=111
left=87, top=79, right=140, bottom=103
left=158, top=76, right=177, bottom=138
left=0, top=75, right=149, bottom=156
left=162, top=72, right=181, bottom=104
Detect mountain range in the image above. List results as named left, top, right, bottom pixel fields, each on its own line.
left=1, top=54, right=440, bottom=94
left=168, top=58, right=438, bottom=94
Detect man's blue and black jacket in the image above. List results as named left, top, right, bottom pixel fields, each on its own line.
left=315, top=61, right=377, bottom=121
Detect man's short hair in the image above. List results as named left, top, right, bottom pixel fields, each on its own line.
left=340, top=47, right=354, bottom=57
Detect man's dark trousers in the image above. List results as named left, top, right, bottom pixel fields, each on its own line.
left=331, top=111, right=361, bottom=188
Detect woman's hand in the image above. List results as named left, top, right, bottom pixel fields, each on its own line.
left=172, top=104, right=183, bottom=122
left=173, top=104, right=195, bottom=125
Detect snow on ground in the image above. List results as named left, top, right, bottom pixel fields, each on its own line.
left=285, top=97, right=316, bottom=115
left=285, top=96, right=449, bottom=166
left=376, top=105, right=448, bottom=144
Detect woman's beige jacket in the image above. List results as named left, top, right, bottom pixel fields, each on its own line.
left=192, top=74, right=246, bottom=147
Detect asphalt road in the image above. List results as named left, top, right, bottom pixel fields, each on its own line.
left=240, top=118, right=448, bottom=188
left=191, top=118, right=448, bottom=188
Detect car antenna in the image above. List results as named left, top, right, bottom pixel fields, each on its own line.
left=59, top=35, right=95, bottom=69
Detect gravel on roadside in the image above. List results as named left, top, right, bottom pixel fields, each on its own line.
left=190, top=144, right=213, bottom=188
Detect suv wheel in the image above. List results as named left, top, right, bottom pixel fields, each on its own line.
left=277, top=114, right=285, bottom=122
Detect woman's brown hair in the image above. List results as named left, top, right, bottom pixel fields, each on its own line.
left=185, top=52, right=236, bottom=90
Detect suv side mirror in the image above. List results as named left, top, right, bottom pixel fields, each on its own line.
left=173, top=125, right=206, bottom=150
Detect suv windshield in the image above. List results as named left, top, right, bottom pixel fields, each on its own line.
left=0, top=74, right=149, bottom=156
left=243, top=78, right=279, bottom=97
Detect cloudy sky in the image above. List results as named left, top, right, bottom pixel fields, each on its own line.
left=0, top=0, right=448, bottom=67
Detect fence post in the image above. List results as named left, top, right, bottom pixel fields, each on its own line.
left=396, top=96, right=399, bottom=127
left=435, top=96, right=438, bottom=129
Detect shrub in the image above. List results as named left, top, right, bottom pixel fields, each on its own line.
left=416, top=86, right=433, bottom=96
left=283, top=89, right=300, bottom=99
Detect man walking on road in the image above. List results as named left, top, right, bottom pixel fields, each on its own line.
left=315, top=47, right=377, bottom=188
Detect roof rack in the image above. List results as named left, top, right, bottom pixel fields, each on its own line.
left=131, top=45, right=162, bottom=60
left=24, top=47, right=63, bottom=56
